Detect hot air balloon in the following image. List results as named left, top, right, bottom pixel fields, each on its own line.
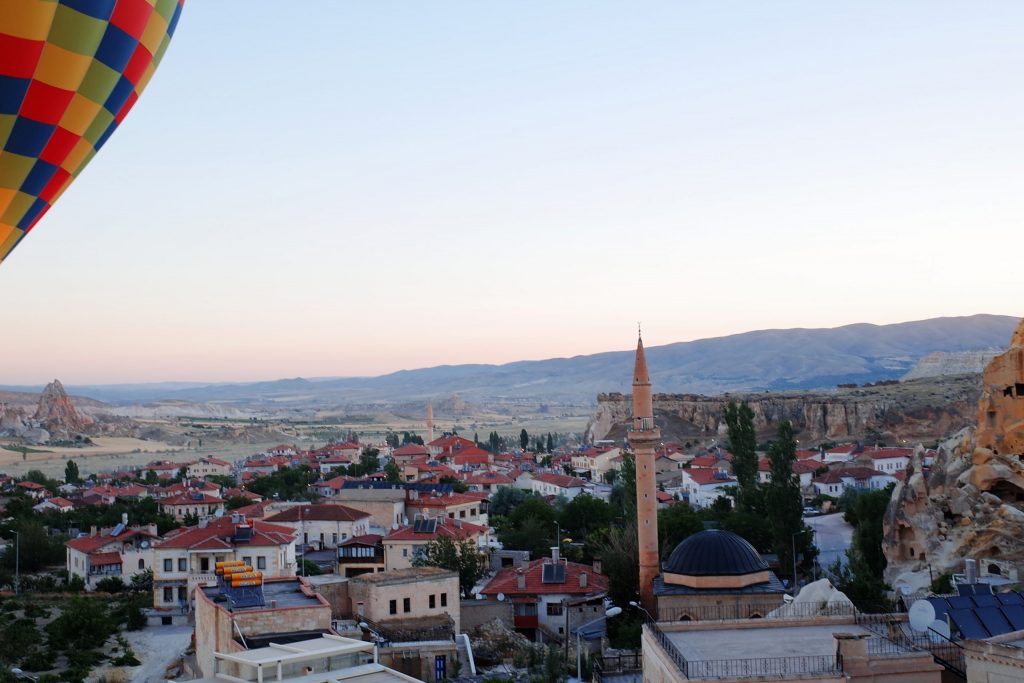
left=0, top=0, right=184, bottom=264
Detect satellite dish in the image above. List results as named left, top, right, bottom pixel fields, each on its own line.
left=897, top=584, right=912, bottom=596
left=929, top=619, right=951, bottom=640
left=497, top=593, right=505, bottom=602
left=908, top=600, right=936, bottom=632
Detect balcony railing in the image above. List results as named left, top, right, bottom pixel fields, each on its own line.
left=657, top=600, right=857, bottom=623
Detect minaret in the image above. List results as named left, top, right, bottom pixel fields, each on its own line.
left=426, top=403, right=434, bottom=443
left=629, top=332, right=661, bottom=613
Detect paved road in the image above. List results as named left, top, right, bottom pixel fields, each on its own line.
left=804, top=512, right=853, bottom=573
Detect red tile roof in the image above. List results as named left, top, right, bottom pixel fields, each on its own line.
left=863, top=447, right=914, bottom=459
left=532, top=473, right=588, bottom=489
left=683, top=468, right=735, bottom=486
left=384, top=517, right=488, bottom=542
left=340, top=534, right=382, bottom=547
left=157, top=517, right=296, bottom=550
left=481, top=559, right=608, bottom=597
left=66, top=527, right=158, bottom=553
left=392, top=444, right=429, bottom=457
left=264, top=504, right=370, bottom=523
left=90, top=551, right=122, bottom=566
left=161, top=492, right=222, bottom=506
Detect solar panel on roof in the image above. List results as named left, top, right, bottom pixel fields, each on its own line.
left=926, top=597, right=951, bottom=621
left=542, top=563, right=566, bottom=584
left=955, top=583, right=977, bottom=597
left=949, top=608, right=991, bottom=639
left=976, top=606, right=1013, bottom=637
left=972, top=594, right=998, bottom=608
left=110, top=523, right=125, bottom=537
left=948, top=596, right=975, bottom=610
left=1002, top=605, right=1024, bottom=630
left=997, top=592, right=1024, bottom=606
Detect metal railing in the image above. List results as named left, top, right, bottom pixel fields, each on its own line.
left=855, top=611, right=965, bottom=678
left=657, top=600, right=857, bottom=623
left=593, top=653, right=642, bottom=683
left=685, top=655, right=841, bottom=679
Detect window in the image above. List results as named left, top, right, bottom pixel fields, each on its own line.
left=178, top=587, right=186, bottom=601
left=441, top=593, right=447, bottom=607
left=138, top=559, right=145, bottom=570
left=332, top=533, right=338, bottom=544
left=163, top=558, right=172, bottom=572
left=459, top=510, right=466, bottom=518
left=471, top=508, right=477, bottom=516
left=257, top=557, right=266, bottom=570
left=429, top=594, right=436, bottom=609
left=200, top=557, right=209, bottom=571
left=243, top=556, right=252, bottom=567
left=402, top=548, right=408, bottom=557
left=547, top=603, right=564, bottom=616
left=389, top=600, right=397, bottom=615
left=178, top=558, right=187, bottom=572
left=403, top=597, right=411, bottom=613
left=163, top=587, right=173, bottom=603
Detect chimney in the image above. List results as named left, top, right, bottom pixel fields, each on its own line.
left=551, top=546, right=560, bottom=564
left=965, top=559, right=978, bottom=584
left=121, top=512, right=128, bottom=526
left=516, top=569, right=526, bottom=590
left=592, top=557, right=602, bottom=574
left=90, top=525, right=98, bottom=537
left=579, top=572, right=588, bottom=589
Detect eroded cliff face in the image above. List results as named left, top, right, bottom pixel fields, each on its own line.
left=883, top=320, right=1024, bottom=590
left=586, top=375, right=980, bottom=444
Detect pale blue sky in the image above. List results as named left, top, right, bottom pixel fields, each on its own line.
left=1, top=2, right=1021, bottom=383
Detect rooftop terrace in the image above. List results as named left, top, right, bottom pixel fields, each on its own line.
left=202, top=578, right=325, bottom=612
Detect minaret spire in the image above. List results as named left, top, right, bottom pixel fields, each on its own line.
left=629, top=330, right=660, bottom=613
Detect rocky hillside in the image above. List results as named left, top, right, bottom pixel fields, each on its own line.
left=883, top=320, right=1024, bottom=591
left=901, top=350, right=999, bottom=381
left=587, top=375, right=983, bottom=444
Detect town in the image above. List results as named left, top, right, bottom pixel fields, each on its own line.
left=1, top=327, right=1023, bottom=683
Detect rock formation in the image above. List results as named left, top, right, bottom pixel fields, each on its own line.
left=883, top=320, right=1024, bottom=591
left=31, top=379, right=93, bottom=440
left=587, top=375, right=981, bottom=444
left=902, top=350, right=998, bottom=381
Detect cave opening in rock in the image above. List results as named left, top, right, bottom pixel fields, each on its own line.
left=988, top=480, right=1024, bottom=504
left=988, top=563, right=1002, bottom=576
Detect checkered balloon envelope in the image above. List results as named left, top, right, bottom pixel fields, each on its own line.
left=0, top=0, right=184, bottom=264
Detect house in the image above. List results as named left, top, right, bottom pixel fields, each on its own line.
left=426, top=434, right=477, bottom=457
left=390, top=443, right=430, bottom=464
left=383, top=517, right=491, bottom=571
left=570, top=447, right=622, bottom=480
left=530, top=472, right=589, bottom=500
left=451, top=446, right=492, bottom=469
left=462, top=470, right=514, bottom=494
left=16, top=480, right=50, bottom=500
left=33, top=496, right=75, bottom=513
left=756, top=459, right=821, bottom=488
left=405, top=490, right=489, bottom=526
left=513, top=470, right=535, bottom=491
left=65, top=522, right=160, bottom=590
left=151, top=515, right=297, bottom=612
left=160, top=492, right=224, bottom=520
left=861, top=446, right=914, bottom=474
left=318, top=455, right=355, bottom=475
left=312, top=475, right=358, bottom=497
left=337, top=534, right=385, bottom=577
left=263, top=503, right=372, bottom=550
left=402, top=458, right=458, bottom=482
left=812, top=466, right=895, bottom=496
left=267, top=444, right=296, bottom=457
left=186, top=457, right=232, bottom=479
left=479, top=549, right=608, bottom=642
left=678, top=468, right=736, bottom=508
left=349, top=566, right=461, bottom=634
left=824, top=444, right=860, bottom=463
left=141, top=460, right=188, bottom=478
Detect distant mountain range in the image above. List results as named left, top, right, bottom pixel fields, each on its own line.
left=2, top=314, right=1017, bottom=406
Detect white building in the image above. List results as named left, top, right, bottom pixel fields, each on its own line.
left=263, top=503, right=372, bottom=550
left=530, top=473, right=589, bottom=499
left=65, top=522, right=159, bottom=591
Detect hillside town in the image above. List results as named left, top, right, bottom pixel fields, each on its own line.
left=1, top=328, right=1024, bottom=682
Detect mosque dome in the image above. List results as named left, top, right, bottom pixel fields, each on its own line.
left=661, top=529, right=770, bottom=589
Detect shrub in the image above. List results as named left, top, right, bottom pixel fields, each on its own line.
left=95, top=576, right=126, bottom=593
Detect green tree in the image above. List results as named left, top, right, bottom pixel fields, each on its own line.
left=559, top=494, right=613, bottom=540
left=95, top=576, right=125, bottom=593
left=45, top=597, right=115, bottom=650
left=359, top=448, right=380, bottom=473
left=591, top=524, right=639, bottom=616
left=1, top=521, right=66, bottom=572
left=413, top=535, right=489, bottom=597
left=225, top=496, right=251, bottom=510
left=385, top=431, right=400, bottom=448
left=609, top=453, right=637, bottom=520
left=765, top=421, right=803, bottom=588
left=384, top=461, right=401, bottom=482
left=143, top=469, right=158, bottom=485
left=438, top=475, right=469, bottom=493
left=402, top=432, right=424, bottom=446
left=64, top=459, right=81, bottom=484
left=488, top=486, right=527, bottom=517
left=658, top=503, right=704, bottom=558
left=546, top=433, right=554, bottom=453
left=723, top=402, right=758, bottom=508
left=520, top=429, right=529, bottom=451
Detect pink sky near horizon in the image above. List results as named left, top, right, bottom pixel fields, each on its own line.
left=1, top=2, right=1022, bottom=385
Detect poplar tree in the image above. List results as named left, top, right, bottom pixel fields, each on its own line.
left=724, top=402, right=757, bottom=507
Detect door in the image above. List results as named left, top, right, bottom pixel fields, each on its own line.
left=434, top=655, right=446, bottom=682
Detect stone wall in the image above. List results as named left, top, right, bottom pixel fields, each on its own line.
left=460, top=599, right=512, bottom=632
